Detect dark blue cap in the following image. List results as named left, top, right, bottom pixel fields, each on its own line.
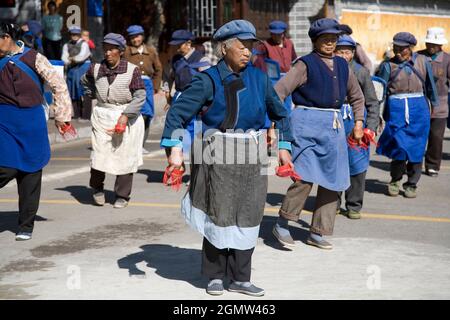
left=169, top=30, right=195, bottom=45
left=213, top=19, right=257, bottom=41
left=127, top=25, right=144, bottom=37
left=269, top=20, right=288, bottom=34
left=308, top=18, right=342, bottom=40
left=336, top=34, right=356, bottom=48
left=393, top=32, right=417, bottom=46
left=26, top=20, right=42, bottom=36
left=68, top=25, right=81, bottom=34
left=103, top=33, right=126, bottom=50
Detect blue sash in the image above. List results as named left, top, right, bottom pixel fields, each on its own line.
left=141, top=76, right=154, bottom=117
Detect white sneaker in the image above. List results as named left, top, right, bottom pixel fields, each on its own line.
left=142, top=148, right=150, bottom=155
left=92, top=190, right=105, bottom=206
left=114, top=198, right=128, bottom=209
left=15, top=232, right=32, bottom=241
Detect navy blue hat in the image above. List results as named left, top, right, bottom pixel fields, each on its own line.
left=213, top=19, right=257, bottom=41
left=269, top=20, right=288, bottom=34
left=127, top=25, right=144, bottom=37
left=393, top=32, right=417, bottom=46
left=336, top=34, right=356, bottom=48
left=103, top=33, right=126, bottom=50
left=68, top=25, right=81, bottom=34
left=169, top=30, right=195, bottom=45
left=308, top=18, right=342, bottom=40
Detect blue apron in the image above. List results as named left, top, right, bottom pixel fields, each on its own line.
left=0, top=48, right=50, bottom=172
left=290, top=106, right=350, bottom=191
left=341, top=104, right=370, bottom=176
left=141, top=76, right=154, bottom=117
left=376, top=93, right=430, bottom=163
left=67, top=61, right=91, bottom=100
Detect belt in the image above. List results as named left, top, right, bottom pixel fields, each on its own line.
left=294, top=105, right=342, bottom=129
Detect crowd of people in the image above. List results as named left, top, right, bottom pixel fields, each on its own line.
left=0, top=7, right=449, bottom=297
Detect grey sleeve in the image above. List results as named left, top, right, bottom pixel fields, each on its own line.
left=123, top=88, right=146, bottom=120
left=358, top=67, right=380, bottom=132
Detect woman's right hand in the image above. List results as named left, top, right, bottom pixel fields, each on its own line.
left=167, top=146, right=184, bottom=174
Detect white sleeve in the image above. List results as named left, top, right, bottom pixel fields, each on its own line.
left=61, top=44, right=70, bottom=65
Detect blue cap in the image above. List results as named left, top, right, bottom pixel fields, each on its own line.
left=308, top=18, right=342, bottom=40
left=213, top=19, right=257, bottom=41
left=103, top=33, right=126, bottom=50
left=26, top=20, right=42, bottom=36
left=336, top=34, right=356, bottom=48
left=169, top=30, right=195, bottom=45
left=269, top=20, right=288, bottom=34
left=127, top=25, right=144, bottom=37
left=68, top=25, right=81, bottom=34
left=393, top=32, right=417, bottom=46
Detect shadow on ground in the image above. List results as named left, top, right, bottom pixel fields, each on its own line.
left=55, top=185, right=116, bottom=205
left=0, top=212, right=47, bottom=234
left=117, top=244, right=206, bottom=289
left=259, top=215, right=310, bottom=252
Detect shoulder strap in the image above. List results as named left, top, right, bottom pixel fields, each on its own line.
left=3, top=48, right=43, bottom=93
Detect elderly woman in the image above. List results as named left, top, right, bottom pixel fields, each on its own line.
left=81, top=33, right=145, bottom=209
left=272, top=18, right=365, bottom=250
left=376, top=32, right=438, bottom=198
left=161, top=20, right=293, bottom=296
left=0, top=23, right=71, bottom=240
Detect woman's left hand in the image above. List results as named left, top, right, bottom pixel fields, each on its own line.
left=107, top=114, right=128, bottom=135
left=351, top=120, right=364, bottom=145
left=278, top=149, right=293, bottom=168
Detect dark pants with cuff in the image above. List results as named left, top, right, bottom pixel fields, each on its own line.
left=425, top=118, right=447, bottom=171
left=390, top=160, right=422, bottom=188
left=0, top=167, right=42, bottom=233
left=279, top=181, right=337, bottom=236
left=337, top=171, right=366, bottom=213
left=201, top=237, right=254, bottom=282
left=89, top=168, right=133, bottom=201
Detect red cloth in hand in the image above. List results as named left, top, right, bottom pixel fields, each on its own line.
left=163, top=166, right=184, bottom=191
left=114, top=123, right=126, bottom=134
left=60, top=123, right=78, bottom=141
left=275, top=164, right=301, bottom=181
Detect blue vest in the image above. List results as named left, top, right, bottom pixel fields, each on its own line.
left=200, top=64, right=268, bottom=132
left=292, top=52, right=349, bottom=109
left=173, top=50, right=207, bottom=92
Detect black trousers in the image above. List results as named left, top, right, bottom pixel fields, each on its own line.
left=338, top=171, right=366, bottom=213
left=89, top=168, right=133, bottom=201
left=0, top=167, right=42, bottom=233
left=425, top=118, right=447, bottom=171
left=391, top=160, right=422, bottom=188
left=201, top=237, right=254, bottom=282
left=142, top=115, right=152, bottom=147
left=43, top=38, right=62, bottom=60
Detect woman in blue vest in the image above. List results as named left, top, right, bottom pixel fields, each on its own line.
left=0, top=23, right=72, bottom=241
left=161, top=20, right=293, bottom=296
left=168, top=30, right=210, bottom=158
left=272, top=18, right=365, bottom=250
left=335, top=34, right=380, bottom=219
left=376, top=32, right=439, bottom=198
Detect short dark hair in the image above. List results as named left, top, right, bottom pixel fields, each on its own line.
left=0, top=23, right=22, bottom=41
left=47, top=1, right=57, bottom=8
left=338, top=24, right=353, bottom=35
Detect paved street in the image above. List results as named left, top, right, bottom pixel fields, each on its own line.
left=1, top=124, right=450, bottom=300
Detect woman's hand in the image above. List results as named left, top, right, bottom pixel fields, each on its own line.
left=351, top=120, right=364, bottom=145
left=278, top=149, right=293, bottom=168
left=55, top=120, right=67, bottom=135
left=167, top=146, right=184, bottom=174
left=107, top=114, right=128, bottom=135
